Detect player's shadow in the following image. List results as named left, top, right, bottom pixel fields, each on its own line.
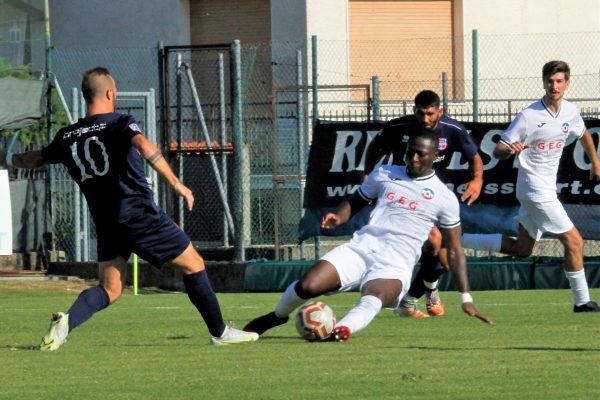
left=167, top=335, right=192, bottom=340
left=510, top=346, right=600, bottom=352
left=405, top=345, right=600, bottom=352
left=4, top=345, right=39, bottom=351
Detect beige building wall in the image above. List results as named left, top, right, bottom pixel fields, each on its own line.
left=461, top=0, right=600, bottom=98
left=348, top=0, right=454, bottom=100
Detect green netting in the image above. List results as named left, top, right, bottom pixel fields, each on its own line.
left=244, top=257, right=600, bottom=292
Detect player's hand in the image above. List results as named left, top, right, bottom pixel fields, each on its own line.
left=589, top=160, right=600, bottom=181
left=461, top=302, right=493, bottom=325
left=460, top=178, right=483, bottom=205
left=508, top=142, right=530, bottom=155
left=321, top=213, right=341, bottom=229
left=174, top=182, right=194, bottom=211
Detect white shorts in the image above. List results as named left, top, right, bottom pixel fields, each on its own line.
left=320, top=242, right=413, bottom=308
left=516, top=197, right=574, bottom=241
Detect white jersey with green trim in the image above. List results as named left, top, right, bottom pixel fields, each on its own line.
left=349, top=164, right=460, bottom=269
left=500, top=98, right=585, bottom=201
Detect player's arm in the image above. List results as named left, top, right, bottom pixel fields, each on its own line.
left=321, top=190, right=371, bottom=229
left=0, top=149, right=47, bottom=169
left=460, top=153, right=483, bottom=205
left=578, top=128, right=600, bottom=181
left=494, top=113, right=528, bottom=160
left=442, top=225, right=493, bottom=325
left=131, top=134, right=194, bottom=211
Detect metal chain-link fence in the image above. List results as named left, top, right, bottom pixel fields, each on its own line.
left=4, top=30, right=600, bottom=263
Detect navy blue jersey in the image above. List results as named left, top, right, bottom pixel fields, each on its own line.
left=42, top=113, right=156, bottom=227
left=367, top=114, right=478, bottom=181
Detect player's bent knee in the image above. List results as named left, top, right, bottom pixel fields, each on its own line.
left=297, top=280, right=325, bottom=298
left=513, top=247, right=534, bottom=259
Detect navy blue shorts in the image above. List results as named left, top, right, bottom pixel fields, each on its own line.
left=96, top=208, right=190, bottom=266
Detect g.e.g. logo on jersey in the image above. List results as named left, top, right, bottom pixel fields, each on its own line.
left=421, top=188, right=434, bottom=200
left=385, top=191, right=418, bottom=210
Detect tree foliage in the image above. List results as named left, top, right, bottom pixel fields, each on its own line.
left=0, top=57, right=69, bottom=148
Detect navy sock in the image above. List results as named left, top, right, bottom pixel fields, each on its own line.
left=67, top=285, right=110, bottom=332
left=182, top=270, right=226, bottom=337
left=408, top=267, right=427, bottom=299
left=408, top=253, right=444, bottom=298
left=421, top=253, right=446, bottom=285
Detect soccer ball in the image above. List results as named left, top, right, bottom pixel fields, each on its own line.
left=295, top=301, right=336, bottom=341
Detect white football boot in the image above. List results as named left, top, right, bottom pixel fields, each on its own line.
left=210, top=325, right=259, bottom=345
left=40, top=312, right=69, bottom=351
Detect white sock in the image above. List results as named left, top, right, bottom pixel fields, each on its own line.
left=462, top=233, right=503, bottom=252
left=565, top=270, right=591, bottom=306
left=274, top=281, right=306, bottom=318
left=337, top=295, right=382, bottom=335
left=424, top=280, right=438, bottom=290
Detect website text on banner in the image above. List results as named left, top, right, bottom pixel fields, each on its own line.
left=298, top=120, right=600, bottom=241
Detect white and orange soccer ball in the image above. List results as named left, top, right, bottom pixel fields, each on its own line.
left=295, top=301, right=336, bottom=341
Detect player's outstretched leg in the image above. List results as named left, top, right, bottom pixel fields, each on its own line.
left=40, top=312, right=69, bottom=351
left=328, top=325, right=352, bottom=342
left=331, top=295, right=383, bottom=341
left=244, top=280, right=307, bottom=335
left=39, top=285, right=111, bottom=351
left=243, top=312, right=289, bottom=335
left=182, top=270, right=259, bottom=345
left=210, top=326, right=259, bottom=345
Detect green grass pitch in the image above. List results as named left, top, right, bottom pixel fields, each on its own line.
left=1, top=281, right=599, bottom=400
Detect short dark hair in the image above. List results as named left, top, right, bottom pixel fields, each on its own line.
left=81, top=67, right=112, bottom=104
left=414, top=90, right=441, bottom=108
left=409, top=125, right=438, bottom=149
left=542, top=60, right=570, bottom=81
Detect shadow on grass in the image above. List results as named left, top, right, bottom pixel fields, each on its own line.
left=167, top=335, right=192, bottom=340
left=405, top=345, right=600, bottom=352
left=4, top=345, right=39, bottom=351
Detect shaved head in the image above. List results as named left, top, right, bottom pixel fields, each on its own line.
left=81, top=67, right=116, bottom=105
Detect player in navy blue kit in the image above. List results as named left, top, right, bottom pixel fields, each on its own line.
left=365, top=90, right=483, bottom=318
left=0, top=67, right=258, bottom=348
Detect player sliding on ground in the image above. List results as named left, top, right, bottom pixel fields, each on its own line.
left=365, top=90, right=483, bottom=319
left=244, top=129, right=492, bottom=342
left=0, top=67, right=258, bottom=349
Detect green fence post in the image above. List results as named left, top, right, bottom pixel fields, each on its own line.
left=44, top=0, right=56, bottom=243
left=157, top=40, right=167, bottom=209
left=231, top=40, right=245, bottom=262
left=311, top=35, right=321, bottom=260
left=297, top=49, right=306, bottom=259
left=371, top=75, right=380, bottom=121
left=472, top=29, right=479, bottom=123
left=442, top=72, right=449, bottom=115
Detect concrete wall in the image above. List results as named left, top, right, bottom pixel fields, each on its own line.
left=50, top=0, right=190, bottom=49
left=461, top=0, right=600, bottom=98
left=306, top=0, right=350, bottom=86
left=48, top=0, right=190, bottom=105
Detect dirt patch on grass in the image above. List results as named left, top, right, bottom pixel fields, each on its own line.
left=0, top=279, right=96, bottom=293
